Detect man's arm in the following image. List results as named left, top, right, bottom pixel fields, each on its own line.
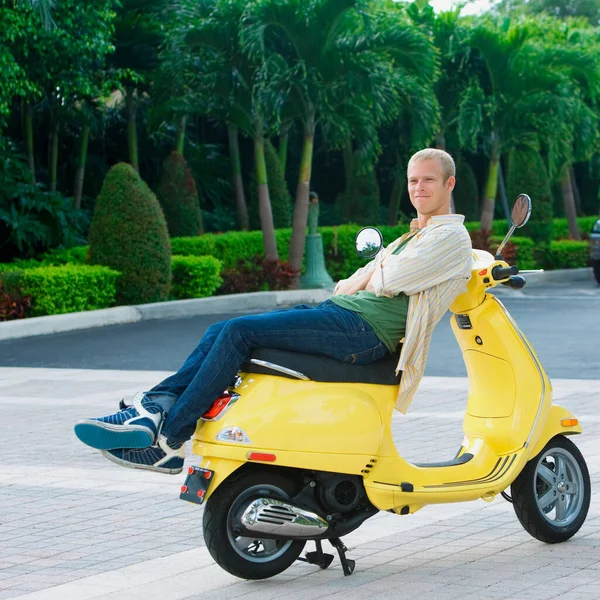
left=366, top=228, right=471, bottom=297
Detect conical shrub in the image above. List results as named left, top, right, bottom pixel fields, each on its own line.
left=506, top=147, right=553, bottom=246
left=88, top=163, right=171, bottom=304
left=156, top=151, right=203, bottom=237
left=454, top=158, right=480, bottom=221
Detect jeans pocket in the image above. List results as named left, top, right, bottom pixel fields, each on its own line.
left=343, top=342, right=387, bottom=365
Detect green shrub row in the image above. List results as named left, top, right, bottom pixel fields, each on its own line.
left=464, top=216, right=598, bottom=240
left=0, top=255, right=224, bottom=316
left=547, top=241, right=590, bottom=269
left=171, top=255, right=223, bottom=300
left=1, top=265, right=120, bottom=317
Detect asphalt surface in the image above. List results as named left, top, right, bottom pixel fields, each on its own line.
left=1, top=280, right=598, bottom=380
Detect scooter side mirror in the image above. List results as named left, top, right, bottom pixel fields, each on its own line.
left=355, top=227, right=383, bottom=259
left=511, top=194, right=532, bottom=228
left=496, top=194, right=532, bottom=259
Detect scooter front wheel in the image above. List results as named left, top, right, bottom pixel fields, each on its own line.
left=203, top=469, right=306, bottom=579
left=511, top=435, right=590, bottom=543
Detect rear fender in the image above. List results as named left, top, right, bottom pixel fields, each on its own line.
left=195, top=456, right=245, bottom=503
left=528, top=405, right=582, bottom=458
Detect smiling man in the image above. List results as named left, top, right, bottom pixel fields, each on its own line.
left=74, top=148, right=473, bottom=475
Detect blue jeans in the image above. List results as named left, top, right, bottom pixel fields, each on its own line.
left=151, top=300, right=388, bottom=443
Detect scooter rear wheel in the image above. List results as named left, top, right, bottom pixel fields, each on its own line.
left=511, top=435, right=590, bottom=543
left=203, top=469, right=306, bottom=579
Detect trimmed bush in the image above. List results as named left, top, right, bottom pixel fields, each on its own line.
left=454, top=158, right=480, bottom=222
left=249, top=140, right=292, bottom=230
left=506, top=148, right=553, bottom=246
left=339, top=162, right=380, bottom=225
left=41, top=246, right=89, bottom=266
left=88, top=163, right=171, bottom=305
left=547, top=241, right=590, bottom=269
left=217, top=257, right=299, bottom=295
left=156, top=152, right=203, bottom=237
left=171, top=255, right=222, bottom=300
left=490, top=236, right=535, bottom=269
left=11, top=265, right=119, bottom=317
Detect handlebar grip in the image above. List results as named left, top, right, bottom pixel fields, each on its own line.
left=501, top=275, right=527, bottom=289
left=491, top=265, right=518, bottom=280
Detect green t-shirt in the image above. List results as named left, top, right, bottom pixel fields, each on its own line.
left=330, top=235, right=412, bottom=353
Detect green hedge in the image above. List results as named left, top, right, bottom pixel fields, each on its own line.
left=489, top=235, right=535, bottom=270
left=171, top=255, right=223, bottom=300
left=547, top=241, right=590, bottom=269
left=4, top=265, right=120, bottom=317
left=465, top=216, right=597, bottom=240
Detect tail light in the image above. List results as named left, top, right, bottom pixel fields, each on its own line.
left=201, top=391, right=240, bottom=421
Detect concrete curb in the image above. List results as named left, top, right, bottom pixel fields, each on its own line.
left=0, top=288, right=333, bottom=341
left=0, top=268, right=594, bottom=342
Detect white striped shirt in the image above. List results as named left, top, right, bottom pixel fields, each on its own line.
left=349, top=215, right=472, bottom=412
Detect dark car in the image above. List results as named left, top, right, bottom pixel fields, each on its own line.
left=591, top=218, right=600, bottom=285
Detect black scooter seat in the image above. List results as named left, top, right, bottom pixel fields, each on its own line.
left=242, top=347, right=402, bottom=385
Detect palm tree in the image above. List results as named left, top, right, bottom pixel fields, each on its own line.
left=457, top=16, right=587, bottom=232
left=243, top=0, right=437, bottom=269
left=182, top=0, right=279, bottom=257
left=110, top=0, right=167, bottom=172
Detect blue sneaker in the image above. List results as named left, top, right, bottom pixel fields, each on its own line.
left=74, top=392, right=165, bottom=450
left=99, top=435, right=185, bottom=474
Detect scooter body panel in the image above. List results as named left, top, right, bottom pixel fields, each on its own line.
left=190, top=250, right=584, bottom=519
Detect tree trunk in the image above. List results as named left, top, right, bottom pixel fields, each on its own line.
left=288, top=119, right=315, bottom=272
left=278, top=125, right=289, bottom=174
left=570, top=166, right=582, bottom=216
left=49, top=120, right=59, bottom=192
left=480, top=148, right=500, bottom=233
left=126, top=86, right=139, bottom=172
left=342, top=140, right=354, bottom=189
left=228, top=125, right=249, bottom=231
left=24, top=102, right=35, bottom=184
left=561, top=169, right=581, bottom=240
left=254, top=123, right=278, bottom=261
left=175, top=115, right=187, bottom=155
left=73, top=122, right=90, bottom=210
left=387, top=154, right=404, bottom=226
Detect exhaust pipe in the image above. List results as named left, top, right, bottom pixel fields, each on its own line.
left=240, top=498, right=329, bottom=538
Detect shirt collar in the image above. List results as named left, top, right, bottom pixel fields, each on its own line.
left=411, top=214, right=466, bottom=230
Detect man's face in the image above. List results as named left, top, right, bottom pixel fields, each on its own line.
left=407, top=158, right=455, bottom=218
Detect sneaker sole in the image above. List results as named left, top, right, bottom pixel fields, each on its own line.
left=74, top=421, right=155, bottom=450
left=99, top=450, right=183, bottom=475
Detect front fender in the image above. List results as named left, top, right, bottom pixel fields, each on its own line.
left=528, top=404, right=582, bottom=458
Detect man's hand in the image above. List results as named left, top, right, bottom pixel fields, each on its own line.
left=333, top=270, right=373, bottom=296
left=365, top=275, right=377, bottom=294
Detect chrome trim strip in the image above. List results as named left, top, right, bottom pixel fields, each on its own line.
left=492, top=296, right=547, bottom=448
left=248, top=359, right=310, bottom=381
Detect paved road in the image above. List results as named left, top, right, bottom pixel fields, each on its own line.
left=1, top=281, right=598, bottom=380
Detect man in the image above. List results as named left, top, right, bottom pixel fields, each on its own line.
left=74, top=148, right=473, bottom=474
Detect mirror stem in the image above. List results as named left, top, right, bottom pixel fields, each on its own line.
left=495, top=224, right=516, bottom=259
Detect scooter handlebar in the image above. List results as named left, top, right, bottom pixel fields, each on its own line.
left=491, top=265, right=519, bottom=280
left=501, top=275, right=527, bottom=289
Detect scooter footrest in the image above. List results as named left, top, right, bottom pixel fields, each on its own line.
left=303, top=551, right=334, bottom=569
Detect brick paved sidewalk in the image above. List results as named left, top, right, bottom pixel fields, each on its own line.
left=1, top=368, right=599, bottom=600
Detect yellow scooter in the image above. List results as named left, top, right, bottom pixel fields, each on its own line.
left=180, top=194, right=590, bottom=580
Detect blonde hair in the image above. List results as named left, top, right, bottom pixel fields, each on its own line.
left=407, top=148, right=456, bottom=181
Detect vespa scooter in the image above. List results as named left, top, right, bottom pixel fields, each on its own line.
left=180, top=194, right=591, bottom=580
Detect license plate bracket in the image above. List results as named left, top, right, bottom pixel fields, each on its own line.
left=180, top=466, right=215, bottom=505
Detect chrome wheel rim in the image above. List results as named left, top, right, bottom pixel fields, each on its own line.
left=227, top=484, right=294, bottom=563
left=534, top=447, right=585, bottom=527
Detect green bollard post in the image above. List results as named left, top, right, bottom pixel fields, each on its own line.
left=300, top=192, right=335, bottom=289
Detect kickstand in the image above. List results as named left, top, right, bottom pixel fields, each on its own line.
left=297, top=540, right=334, bottom=569
left=329, top=538, right=356, bottom=576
